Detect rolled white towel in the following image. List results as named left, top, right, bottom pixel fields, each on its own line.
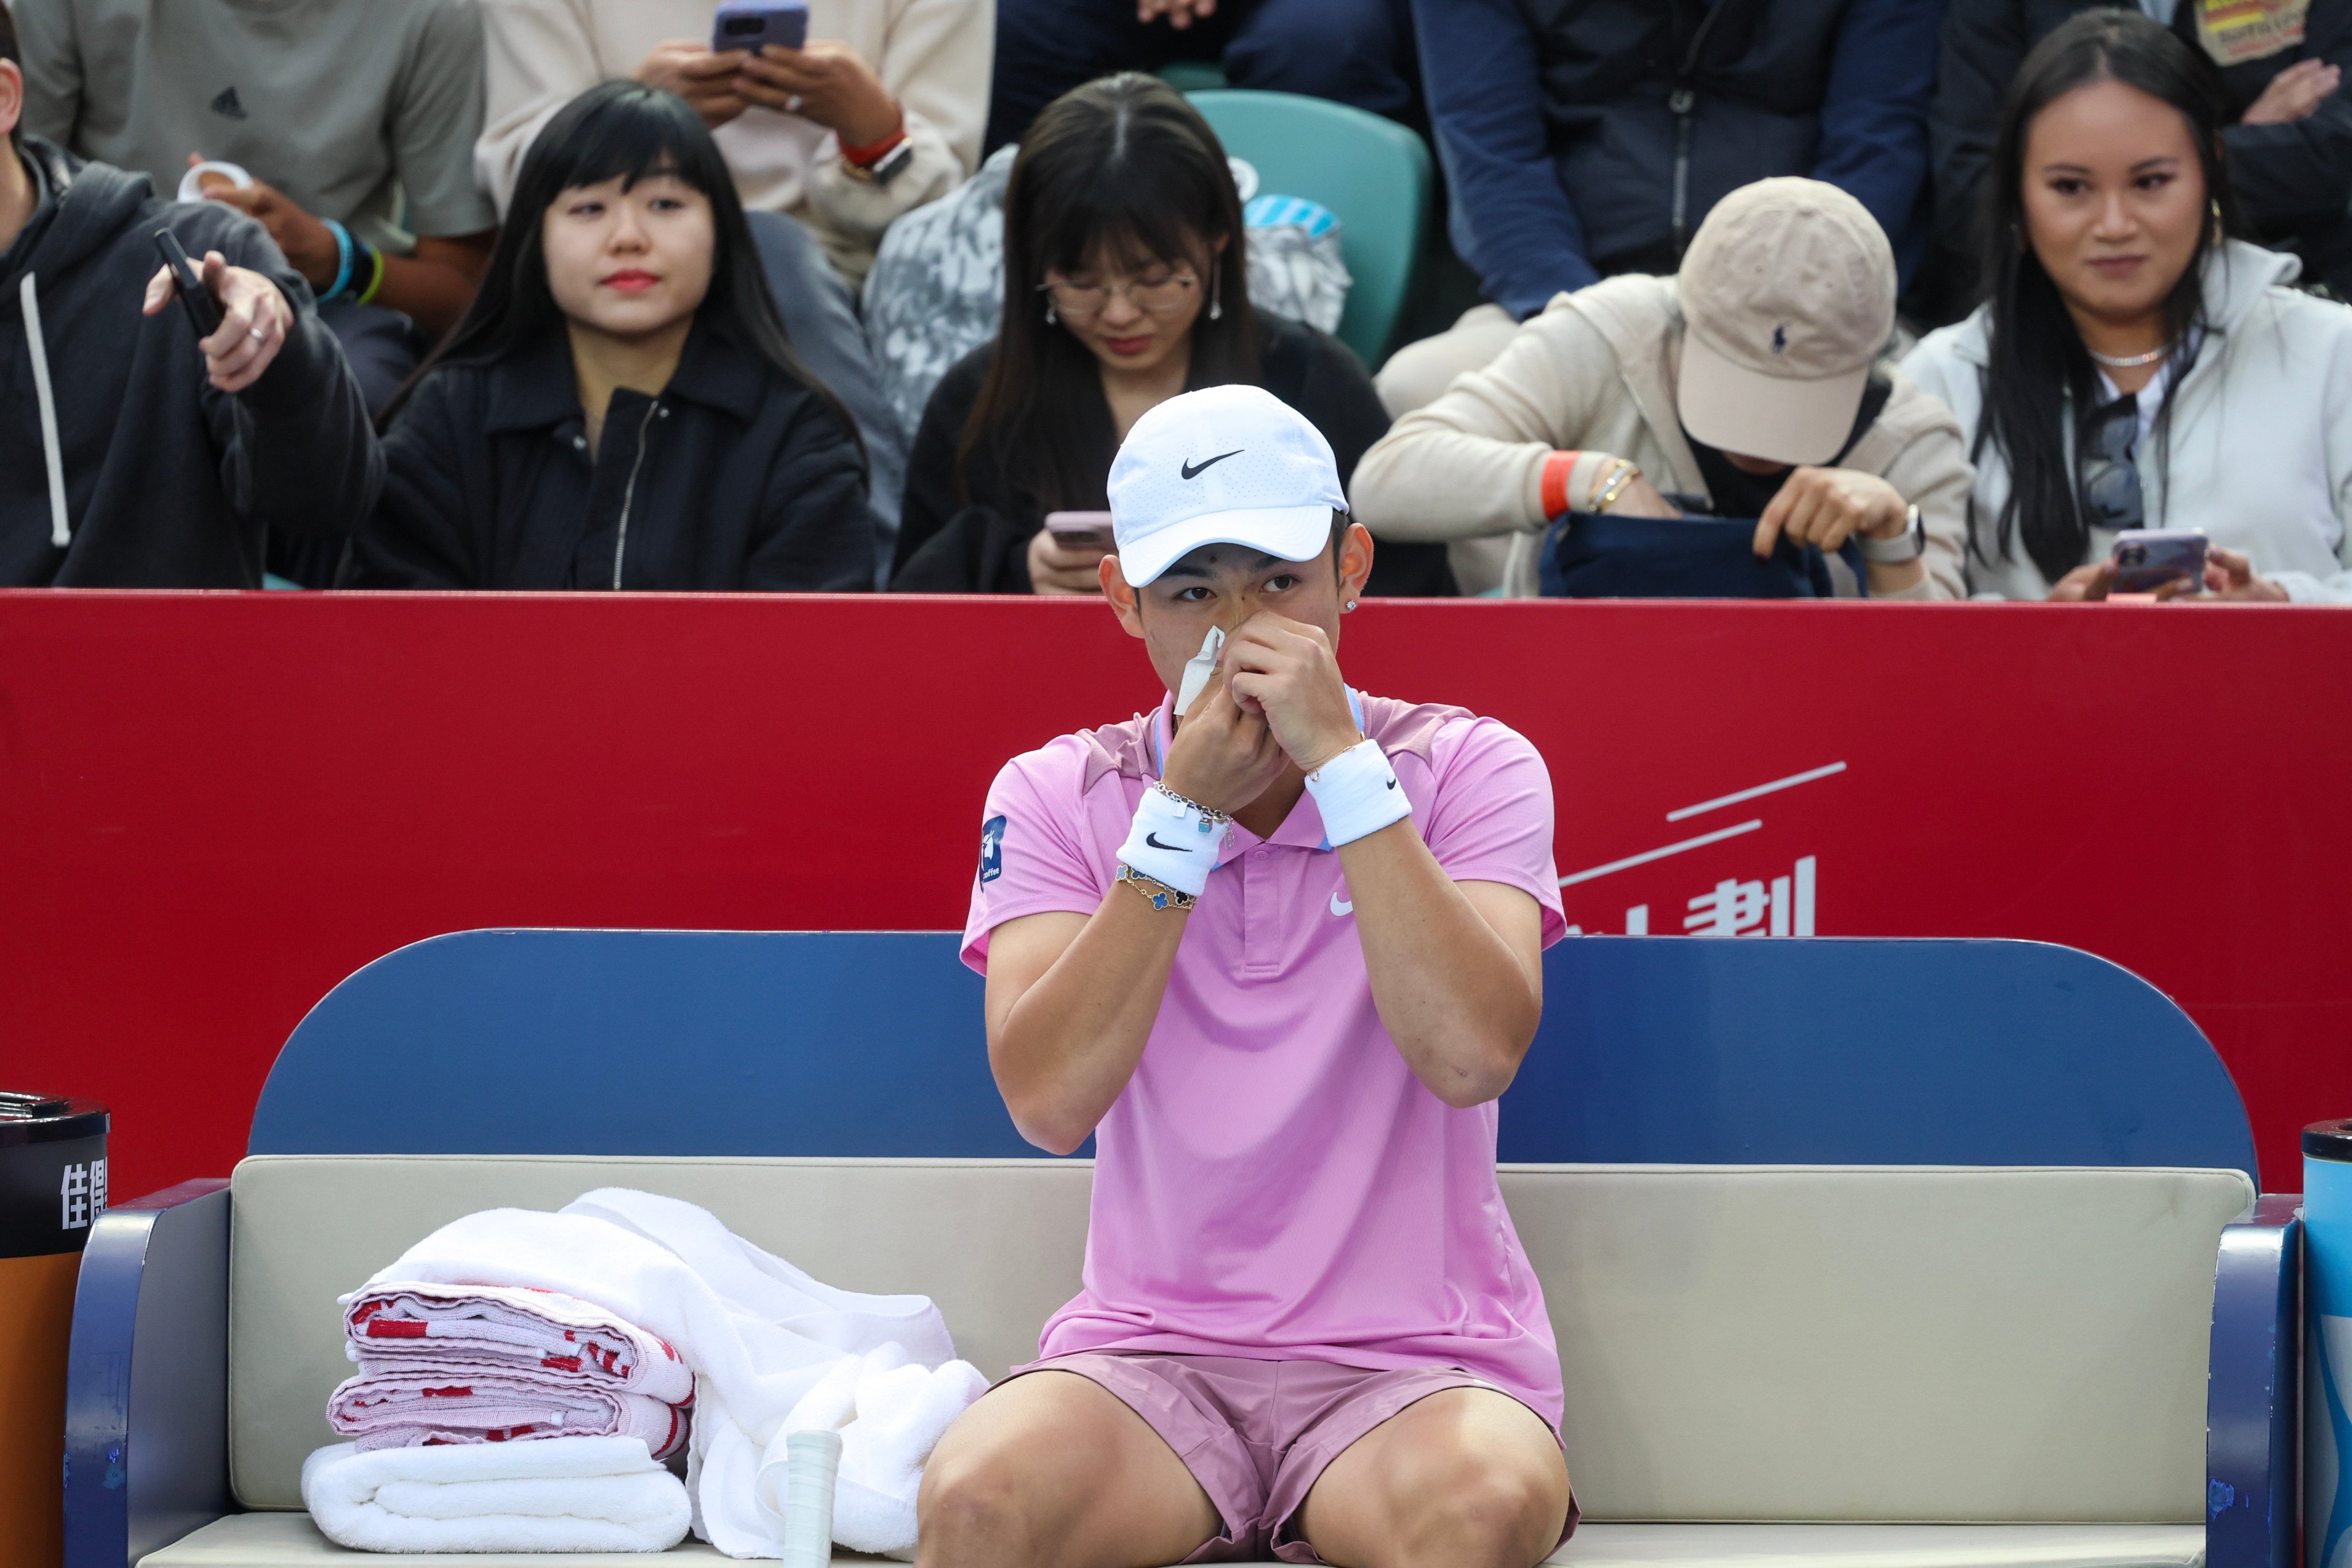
left=300, top=1435, right=690, bottom=1554
left=754, top=1343, right=992, bottom=1556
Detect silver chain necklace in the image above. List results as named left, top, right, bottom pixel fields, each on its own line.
left=2087, top=341, right=2174, bottom=369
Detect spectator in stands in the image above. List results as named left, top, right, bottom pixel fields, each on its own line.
left=1353, top=179, right=1970, bottom=599
left=13, top=0, right=497, bottom=414
left=1930, top=0, right=2351, bottom=318
left=1903, top=11, right=2352, bottom=601
left=894, top=75, right=1451, bottom=596
left=0, top=10, right=380, bottom=587
left=1377, top=0, right=1941, bottom=420
left=927, top=380, right=1572, bottom=1568
left=357, top=83, right=872, bottom=593
left=475, top=0, right=988, bottom=568
left=985, top=0, right=1414, bottom=153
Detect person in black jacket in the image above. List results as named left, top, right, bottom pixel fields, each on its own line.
left=0, top=12, right=379, bottom=587
left=1930, top=0, right=2352, bottom=318
left=358, top=82, right=873, bottom=592
left=893, top=73, right=1451, bottom=596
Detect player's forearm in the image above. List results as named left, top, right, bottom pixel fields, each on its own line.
left=373, top=254, right=482, bottom=338
left=988, top=893, right=1187, bottom=1154
left=1339, top=825, right=1541, bottom=1107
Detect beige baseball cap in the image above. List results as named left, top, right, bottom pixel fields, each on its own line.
left=1675, top=177, right=1897, bottom=466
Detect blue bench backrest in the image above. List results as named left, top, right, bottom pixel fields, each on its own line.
left=248, top=931, right=2257, bottom=1179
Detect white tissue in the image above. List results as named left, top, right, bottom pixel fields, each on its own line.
left=1174, top=625, right=1225, bottom=716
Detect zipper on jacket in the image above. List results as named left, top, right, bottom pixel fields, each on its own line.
left=1667, top=1, right=1727, bottom=260
left=610, top=400, right=663, bottom=590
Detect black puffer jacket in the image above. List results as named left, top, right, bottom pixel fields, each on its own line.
left=359, top=324, right=874, bottom=591
left=0, top=136, right=379, bottom=586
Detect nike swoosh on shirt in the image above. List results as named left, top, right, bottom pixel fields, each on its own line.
left=1180, top=450, right=1242, bottom=480
left=1330, top=891, right=1354, bottom=917
left=1144, top=832, right=1193, bottom=852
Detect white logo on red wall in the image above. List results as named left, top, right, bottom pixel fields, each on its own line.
left=1559, top=762, right=1840, bottom=937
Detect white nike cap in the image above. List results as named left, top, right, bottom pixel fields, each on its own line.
left=1107, top=384, right=1348, bottom=587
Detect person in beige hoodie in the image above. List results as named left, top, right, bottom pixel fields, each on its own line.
left=1353, top=179, right=1972, bottom=600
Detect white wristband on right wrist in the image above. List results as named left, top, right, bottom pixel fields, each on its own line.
left=1117, top=785, right=1223, bottom=898
left=1304, top=737, right=1409, bottom=847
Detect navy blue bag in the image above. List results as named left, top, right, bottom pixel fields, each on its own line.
left=1538, top=508, right=1856, bottom=599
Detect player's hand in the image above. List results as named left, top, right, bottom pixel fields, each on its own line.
left=635, top=40, right=750, bottom=129
left=735, top=41, right=901, bottom=148
left=1161, top=662, right=1287, bottom=816
left=2242, top=57, right=2341, bottom=126
left=189, top=156, right=338, bottom=291
left=1223, top=611, right=1360, bottom=774
left=1137, top=0, right=1216, bottom=28
left=1754, top=466, right=1907, bottom=558
left=1026, top=527, right=1107, bottom=596
left=143, top=250, right=293, bottom=393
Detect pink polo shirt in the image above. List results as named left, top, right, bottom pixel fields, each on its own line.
left=961, top=691, right=1569, bottom=1430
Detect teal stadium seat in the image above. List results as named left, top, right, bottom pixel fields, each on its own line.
left=1185, top=89, right=1431, bottom=368
left=1153, top=60, right=1229, bottom=94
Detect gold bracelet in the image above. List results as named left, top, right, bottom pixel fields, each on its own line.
left=1115, top=863, right=1196, bottom=911
left=1589, top=459, right=1642, bottom=513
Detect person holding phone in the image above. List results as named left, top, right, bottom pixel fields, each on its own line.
left=356, top=82, right=872, bottom=593
left=473, top=0, right=987, bottom=576
left=890, top=74, right=1449, bottom=596
left=0, top=9, right=378, bottom=586
left=1902, top=10, right=2352, bottom=602
left=1350, top=178, right=1971, bottom=600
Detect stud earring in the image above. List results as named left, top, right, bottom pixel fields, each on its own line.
left=1344, top=599, right=1358, bottom=611
left=1208, top=268, right=1222, bottom=322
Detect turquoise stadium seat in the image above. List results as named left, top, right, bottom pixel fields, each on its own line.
left=1185, top=89, right=1431, bottom=368
left=1153, top=60, right=1229, bottom=94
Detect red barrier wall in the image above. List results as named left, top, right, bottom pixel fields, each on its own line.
left=4, top=591, right=2346, bottom=1195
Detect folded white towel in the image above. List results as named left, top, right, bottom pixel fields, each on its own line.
left=301, top=1435, right=690, bottom=1554
left=356, top=1188, right=988, bottom=1559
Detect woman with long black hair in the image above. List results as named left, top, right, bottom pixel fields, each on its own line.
left=358, top=81, right=874, bottom=591
left=1903, top=9, right=2352, bottom=602
left=890, top=73, right=1449, bottom=595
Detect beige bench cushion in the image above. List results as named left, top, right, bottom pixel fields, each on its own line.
left=143, top=1513, right=2207, bottom=1568
left=227, top=1158, right=2250, bottom=1525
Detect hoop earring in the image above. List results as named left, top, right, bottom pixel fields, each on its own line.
left=1208, top=268, right=1222, bottom=322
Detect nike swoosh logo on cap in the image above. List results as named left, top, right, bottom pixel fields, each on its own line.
left=1144, top=833, right=1192, bottom=853
left=1180, top=450, right=1243, bottom=480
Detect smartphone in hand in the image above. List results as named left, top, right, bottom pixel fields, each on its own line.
left=1045, top=511, right=1114, bottom=551
left=712, top=0, right=809, bottom=52
left=153, top=230, right=223, bottom=340
left=2111, top=528, right=2208, bottom=594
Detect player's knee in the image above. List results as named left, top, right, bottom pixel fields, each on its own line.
left=1400, top=1455, right=1560, bottom=1568
left=916, top=1444, right=1044, bottom=1566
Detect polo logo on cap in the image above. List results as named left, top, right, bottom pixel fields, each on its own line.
left=1180, top=450, right=1243, bottom=480
left=1771, top=325, right=1788, bottom=354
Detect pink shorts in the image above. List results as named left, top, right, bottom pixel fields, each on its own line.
left=1007, top=1352, right=1578, bottom=1563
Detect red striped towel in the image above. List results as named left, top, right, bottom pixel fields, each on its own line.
left=343, top=1283, right=694, bottom=1406
left=327, top=1373, right=691, bottom=1459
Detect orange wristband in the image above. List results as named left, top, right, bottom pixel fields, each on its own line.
left=840, top=122, right=908, bottom=168
left=1540, top=451, right=1580, bottom=519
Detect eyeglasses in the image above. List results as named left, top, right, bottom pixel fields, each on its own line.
left=2080, top=394, right=2144, bottom=534
left=1037, top=270, right=1200, bottom=319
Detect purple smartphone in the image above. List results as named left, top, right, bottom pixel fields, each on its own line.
left=2111, top=528, right=2208, bottom=594
left=1045, top=511, right=1114, bottom=551
left=712, top=0, right=808, bottom=53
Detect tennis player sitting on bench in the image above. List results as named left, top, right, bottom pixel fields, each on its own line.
left=920, top=384, right=1574, bottom=1568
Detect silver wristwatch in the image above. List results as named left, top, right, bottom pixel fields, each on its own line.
left=1856, top=504, right=1924, bottom=563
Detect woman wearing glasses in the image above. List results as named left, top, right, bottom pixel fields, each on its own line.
left=1903, top=10, right=2352, bottom=602
left=889, top=74, right=1447, bottom=594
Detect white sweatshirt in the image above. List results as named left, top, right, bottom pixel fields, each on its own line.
left=1901, top=241, right=2352, bottom=603
left=474, top=0, right=990, bottom=284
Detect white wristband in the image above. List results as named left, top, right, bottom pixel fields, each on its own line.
left=1117, top=786, right=1225, bottom=898
left=1304, top=737, right=1410, bottom=847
